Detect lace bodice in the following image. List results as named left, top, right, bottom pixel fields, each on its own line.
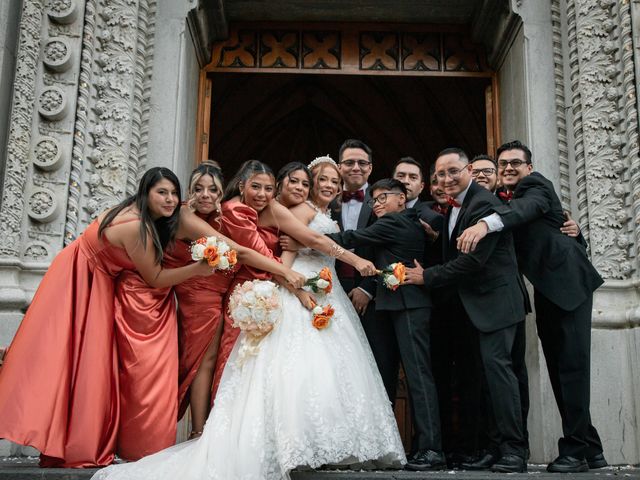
left=294, top=210, right=340, bottom=275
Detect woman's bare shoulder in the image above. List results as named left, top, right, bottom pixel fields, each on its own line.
left=289, top=202, right=316, bottom=224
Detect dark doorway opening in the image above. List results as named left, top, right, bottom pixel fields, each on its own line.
left=208, top=72, right=491, bottom=182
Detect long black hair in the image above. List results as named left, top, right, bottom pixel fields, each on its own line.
left=222, top=160, right=274, bottom=202
left=275, top=162, right=311, bottom=195
left=98, top=167, right=182, bottom=264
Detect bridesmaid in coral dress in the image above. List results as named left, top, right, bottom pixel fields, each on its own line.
left=0, top=167, right=305, bottom=468
left=212, top=161, right=377, bottom=394
left=163, top=162, right=233, bottom=438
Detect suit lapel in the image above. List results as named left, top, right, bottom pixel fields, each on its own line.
left=330, top=200, right=343, bottom=231
left=357, top=191, right=372, bottom=229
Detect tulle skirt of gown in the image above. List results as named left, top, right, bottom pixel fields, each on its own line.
left=92, top=212, right=405, bottom=480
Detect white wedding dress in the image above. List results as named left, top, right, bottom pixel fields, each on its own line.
left=92, top=211, right=406, bottom=480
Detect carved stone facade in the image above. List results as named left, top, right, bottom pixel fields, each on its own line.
left=0, top=0, right=639, bottom=465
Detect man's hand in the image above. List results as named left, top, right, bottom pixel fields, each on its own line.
left=404, top=259, right=425, bottom=285
left=419, top=219, right=439, bottom=242
left=348, top=288, right=371, bottom=316
left=456, top=221, right=489, bottom=254
left=561, top=211, right=580, bottom=237
left=279, top=234, right=301, bottom=252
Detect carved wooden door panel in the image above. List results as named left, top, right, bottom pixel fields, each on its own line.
left=196, top=23, right=497, bottom=166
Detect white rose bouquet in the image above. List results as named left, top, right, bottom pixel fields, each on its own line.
left=227, top=280, right=281, bottom=362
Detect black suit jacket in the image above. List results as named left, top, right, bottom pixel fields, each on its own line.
left=422, top=181, right=525, bottom=333
left=412, top=200, right=445, bottom=234
left=328, top=209, right=431, bottom=311
left=492, top=172, right=604, bottom=311
left=330, top=191, right=377, bottom=296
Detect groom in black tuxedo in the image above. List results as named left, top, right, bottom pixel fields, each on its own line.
left=456, top=140, right=606, bottom=473
left=404, top=148, right=528, bottom=473
left=327, top=178, right=445, bottom=471
left=330, top=140, right=377, bottom=316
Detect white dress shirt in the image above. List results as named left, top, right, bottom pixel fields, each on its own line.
left=341, top=183, right=368, bottom=231
left=448, top=182, right=472, bottom=239
left=406, top=197, right=419, bottom=209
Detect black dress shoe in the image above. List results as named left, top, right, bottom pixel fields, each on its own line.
left=547, top=455, right=588, bottom=473
left=461, top=451, right=500, bottom=470
left=491, top=454, right=526, bottom=473
left=586, top=453, right=608, bottom=469
left=406, top=449, right=446, bottom=471
left=447, top=452, right=477, bottom=469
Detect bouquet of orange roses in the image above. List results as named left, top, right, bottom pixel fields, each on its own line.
left=311, top=302, right=334, bottom=330
left=378, top=262, right=406, bottom=291
left=190, top=236, right=237, bottom=271
left=305, top=266, right=332, bottom=294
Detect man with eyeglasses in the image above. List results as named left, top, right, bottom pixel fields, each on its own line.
left=470, top=154, right=499, bottom=192
left=404, top=147, right=528, bottom=473
left=331, top=139, right=377, bottom=317
left=328, top=178, right=444, bottom=471
left=456, top=140, right=607, bottom=473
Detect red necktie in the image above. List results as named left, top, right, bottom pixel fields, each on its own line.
left=342, top=190, right=365, bottom=202
left=498, top=190, right=514, bottom=202
left=446, top=196, right=461, bottom=208
left=432, top=203, right=448, bottom=215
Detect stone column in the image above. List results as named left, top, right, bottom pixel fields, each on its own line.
left=554, top=0, right=640, bottom=464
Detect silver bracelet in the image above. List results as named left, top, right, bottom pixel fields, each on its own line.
left=329, top=243, right=345, bottom=258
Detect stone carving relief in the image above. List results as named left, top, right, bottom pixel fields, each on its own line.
left=0, top=1, right=44, bottom=259
left=62, top=0, right=157, bottom=242
left=566, top=0, right=638, bottom=278
left=1, top=0, right=156, bottom=263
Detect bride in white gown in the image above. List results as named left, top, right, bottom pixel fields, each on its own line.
left=92, top=157, right=406, bottom=480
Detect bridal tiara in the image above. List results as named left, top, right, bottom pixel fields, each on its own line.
left=308, top=155, right=337, bottom=171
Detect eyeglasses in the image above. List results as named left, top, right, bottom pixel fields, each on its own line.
left=497, top=159, right=528, bottom=169
left=434, top=168, right=465, bottom=180
left=471, top=167, right=496, bottom=177
left=367, top=192, right=402, bottom=208
left=340, top=159, right=372, bottom=168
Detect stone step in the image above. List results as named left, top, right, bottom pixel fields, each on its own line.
left=0, top=459, right=638, bottom=480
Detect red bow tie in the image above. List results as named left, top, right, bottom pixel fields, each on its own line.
left=432, top=203, right=448, bottom=215
left=446, top=196, right=461, bottom=208
left=498, top=190, right=514, bottom=202
left=342, top=189, right=365, bottom=203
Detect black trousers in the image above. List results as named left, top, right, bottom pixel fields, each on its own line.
left=535, top=291, right=603, bottom=459
left=371, top=307, right=442, bottom=452
left=478, top=319, right=530, bottom=455
left=476, top=321, right=527, bottom=458
left=431, top=298, right=482, bottom=455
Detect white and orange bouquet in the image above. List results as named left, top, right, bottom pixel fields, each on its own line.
left=378, top=262, right=406, bottom=291
left=311, top=302, right=335, bottom=330
left=305, top=266, right=333, bottom=295
left=228, top=280, right=281, bottom=361
left=190, top=236, right=237, bottom=271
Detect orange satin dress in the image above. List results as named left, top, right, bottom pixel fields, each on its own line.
left=113, top=267, right=177, bottom=462
left=0, top=220, right=178, bottom=467
left=163, top=212, right=235, bottom=420
left=211, top=201, right=281, bottom=397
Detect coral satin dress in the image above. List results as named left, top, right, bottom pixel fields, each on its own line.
left=211, top=201, right=280, bottom=395
left=0, top=220, right=178, bottom=467
left=163, top=212, right=234, bottom=420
